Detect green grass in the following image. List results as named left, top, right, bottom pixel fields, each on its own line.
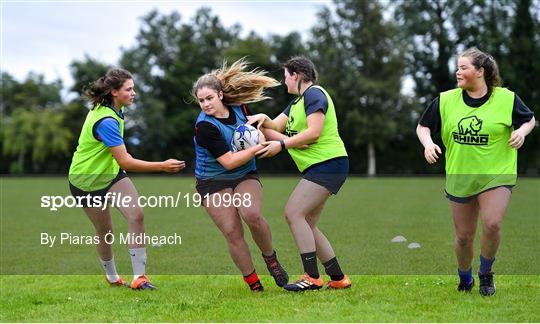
left=1, top=176, right=539, bottom=321
left=1, top=275, right=539, bottom=322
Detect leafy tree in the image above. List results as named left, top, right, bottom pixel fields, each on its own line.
left=508, top=0, right=539, bottom=106
left=3, top=107, right=72, bottom=173
left=0, top=72, right=62, bottom=113
left=2, top=108, right=33, bottom=173
left=0, top=72, right=69, bottom=173
left=1, top=72, right=18, bottom=117
left=69, top=55, right=111, bottom=99
left=508, top=0, right=540, bottom=173
left=393, top=0, right=461, bottom=105
left=120, top=8, right=239, bottom=166
left=310, top=0, right=406, bottom=175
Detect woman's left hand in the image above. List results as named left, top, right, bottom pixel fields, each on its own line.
left=508, top=130, right=525, bottom=149
left=255, top=141, right=281, bottom=158
left=247, top=114, right=268, bottom=129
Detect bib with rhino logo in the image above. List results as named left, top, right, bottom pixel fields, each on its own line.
left=439, top=87, right=517, bottom=197
left=453, top=115, right=489, bottom=145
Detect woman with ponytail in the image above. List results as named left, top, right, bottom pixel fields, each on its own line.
left=249, top=56, right=352, bottom=292
left=416, top=47, right=535, bottom=296
left=69, top=68, right=185, bottom=290
left=192, top=59, right=288, bottom=292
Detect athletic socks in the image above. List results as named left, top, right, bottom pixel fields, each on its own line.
left=243, top=270, right=263, bottom=291
left=323, top=257, right=344, bottom=281
left=100, top=256, right=120, bottom=283
left=458, top=267, right=473, bottom=284
left=262, top=250, right=277, bottom=262
left=101, top=248, right=149, bottom=282
left=479, top=255, right=495, bottom=274
left=458, top=256, right=495, bottom=284
left=300, top=251, right=319, bottom=279
left=129, top=247, right=147, bottom=280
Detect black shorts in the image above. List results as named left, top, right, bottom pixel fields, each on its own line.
left=196, top=171, right=260, bottom=197
left=302, top=157, right=349, bottom=195
left=445, top=185, right=514, bottom=204
left=68, top=170, right=128, bottom=207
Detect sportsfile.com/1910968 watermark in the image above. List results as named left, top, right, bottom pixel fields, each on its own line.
left=40, top=192, right=252, bottom=211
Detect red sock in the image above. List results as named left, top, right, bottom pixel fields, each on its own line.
left=243, top=270, right=260, bottom=286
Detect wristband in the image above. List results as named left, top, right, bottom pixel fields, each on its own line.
left=280, top=139, right=286, bottom=150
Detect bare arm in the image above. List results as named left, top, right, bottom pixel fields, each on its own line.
left=216, top=144, right=264, bottom=171
left=261, top=127, right=287, bottom=141
left=509, top=116, right=536, bottom=149
left=282, top=112, right=324, bottom=148
left=247, top=113, right=288, bottom=133
left=416, top=124, right=442, bottom=164
left=110, top=145, right=185, bottom=173
left=272, top=113, right=289, bottom=133
left=257, top=112, right=324, bottom=158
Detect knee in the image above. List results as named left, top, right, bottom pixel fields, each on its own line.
left=222, top=226, right=244, bottom=245
left=284, top=207, right=303, bottom=225
left=455, top=233, right=475, bottom=247
left=483, top=220, right=501, bottom=234
left=129, top=208, right=144, bottom=225
left=242, top=210, right=263, bottom=228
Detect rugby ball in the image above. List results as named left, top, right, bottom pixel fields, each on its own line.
left=232, top=124, right=259, bottom=151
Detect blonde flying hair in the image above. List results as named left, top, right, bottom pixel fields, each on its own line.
left=192, top=58, right=280, bottom=105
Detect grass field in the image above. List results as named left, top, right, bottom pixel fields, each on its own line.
left=1, top=275, right=539, bottom=322
left=1, top=176, right=539, bottom=322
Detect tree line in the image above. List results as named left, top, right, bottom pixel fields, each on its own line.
left=2, top=0, right=539, bottom=175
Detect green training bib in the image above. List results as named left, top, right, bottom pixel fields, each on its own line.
left=68, top=104, right=125, bottom=192
left=440, top=87, right=516, bottom=197
left=285, top=86, right=347, bottom=172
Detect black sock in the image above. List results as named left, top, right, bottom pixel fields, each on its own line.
left=262, top=250, right=276, bottom=262
left=300, top=252, right=319, bottom=278
left=323, top=257, right=344, bottom=281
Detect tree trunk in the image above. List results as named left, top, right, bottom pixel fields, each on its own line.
left=16, top=150, right=25, bottom=174
left=367, top=141, right=376, bottom=177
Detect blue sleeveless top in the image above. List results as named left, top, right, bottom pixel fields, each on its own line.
left=194, top=106, right=256, bottom=180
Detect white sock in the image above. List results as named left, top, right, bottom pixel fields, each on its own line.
left=100, top=256, right=120, bottom=283
left=129, top=247, right=147, bottom=280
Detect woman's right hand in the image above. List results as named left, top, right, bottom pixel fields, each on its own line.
left=161, top=159, right=186, bottom=173
left=424, top=143, right=442, bottom=164
left=256, top=141, right=282, bottom=158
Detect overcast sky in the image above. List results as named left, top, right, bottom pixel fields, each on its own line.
left=1, top=1, right=332, bottom=89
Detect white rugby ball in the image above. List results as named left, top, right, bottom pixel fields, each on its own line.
left=232, top=124, right=259, bottom=151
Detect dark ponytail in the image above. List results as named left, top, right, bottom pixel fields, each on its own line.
left=283, top=56, right=318, bottom=95
left=283, top=56, right=318, bottom=83
left=82, top=68, right=133, bottom=107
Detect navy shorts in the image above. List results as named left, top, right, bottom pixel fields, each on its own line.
left=196, top=171, right=260, bottom=197
left=302, top=157, right=349, bottom=195
left=69, top=170, right=128, bottom=207
left=446, top=185, right=514, bottom=204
